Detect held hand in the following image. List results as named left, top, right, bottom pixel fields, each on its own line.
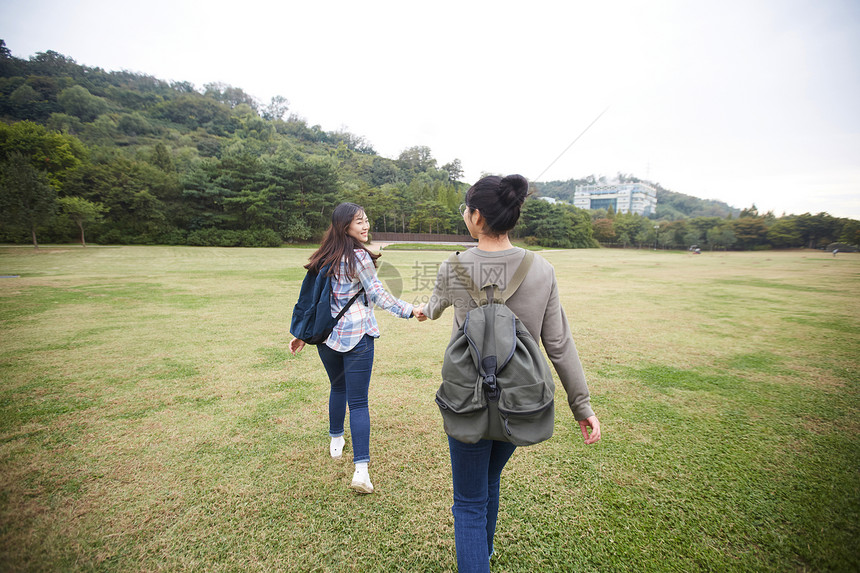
left=289, top=337, right=306, bottom=355
left=413, top=304, right=428, bottom=322
left=579, top=415, right=601, bottom=445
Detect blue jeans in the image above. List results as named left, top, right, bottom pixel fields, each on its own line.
left=448, top=436, right=517, bottom=573
left=317, top=335, right=375, bottom=464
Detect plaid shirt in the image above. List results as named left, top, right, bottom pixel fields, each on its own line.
left=325, top=249, right=413, bottom=352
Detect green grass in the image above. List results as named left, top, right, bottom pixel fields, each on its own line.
left=0, top=246, right=857, bottom=572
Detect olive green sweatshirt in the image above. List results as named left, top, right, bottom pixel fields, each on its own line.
left=424, top=246, right=595, bottom=421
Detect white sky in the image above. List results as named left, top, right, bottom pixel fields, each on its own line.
left=2, top=0, right=859, bottom=218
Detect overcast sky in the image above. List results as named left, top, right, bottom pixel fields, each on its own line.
left=3, top=0, right=859, bottom=218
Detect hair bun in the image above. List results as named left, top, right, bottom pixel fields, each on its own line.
left=500, top=174, right=529, bottom=206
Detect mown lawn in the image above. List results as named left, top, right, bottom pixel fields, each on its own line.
left=0, top=245, right=857, bottom=572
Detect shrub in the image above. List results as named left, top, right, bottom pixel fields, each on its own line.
left=95, top=229, right=133, bottom=245
left=186, top=228, right=281, bottom=247
left=153, top=229, right=188, bottom=245
left=827, top=242, right=857, bottom=253
left=187, top=228, right=240, bottom=247
left=242, top=229, right=282, bottom=248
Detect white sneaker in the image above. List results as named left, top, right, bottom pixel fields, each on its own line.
left=330, top=436, right=345, bottom=460
left=350, top=465, right=374, bottom=494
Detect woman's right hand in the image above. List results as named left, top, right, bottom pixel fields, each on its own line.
left=289, top=337, right=306, bottom=355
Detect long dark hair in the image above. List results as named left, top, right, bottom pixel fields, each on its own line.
left=306, top=202, right=379, bottom=279
left=465, top=174, right=530, bottom=236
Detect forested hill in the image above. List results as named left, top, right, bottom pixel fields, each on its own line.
left=0, top=41, right=469, bottom=246
left=534, top=177, right=741, bottom=220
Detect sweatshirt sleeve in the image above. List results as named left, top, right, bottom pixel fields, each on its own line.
left=424, top=259, right=453, bottom=320
left=355, top=251, right=413, bottom=318
left=540, top=268, right=594, bottom=421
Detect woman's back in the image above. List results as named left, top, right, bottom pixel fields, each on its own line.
left=426, top=247, right=549, bottom=338
left=425, top=245, right=593, bottom=421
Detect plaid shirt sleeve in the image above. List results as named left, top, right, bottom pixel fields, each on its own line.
left=355, top=251, right=414, bottom=318
left=325, top=250, right=413, bottom=352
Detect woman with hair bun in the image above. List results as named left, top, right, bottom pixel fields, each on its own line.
left=416, top=175, right=601, bottom=572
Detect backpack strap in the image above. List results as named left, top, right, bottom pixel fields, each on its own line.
left=499, top=250, right=534, bottom=302
left=447, top=252, right=488, bottom=306
left=323, top=264, right=365, bottom=323
left=333, top=287, right=365, bottom=322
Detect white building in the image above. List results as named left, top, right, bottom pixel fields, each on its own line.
left=573, top=182, right=657, bottom=216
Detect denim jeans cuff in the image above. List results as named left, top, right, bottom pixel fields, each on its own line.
left=329, top=431, right=345, bottom=438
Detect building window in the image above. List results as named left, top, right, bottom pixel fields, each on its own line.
left=590, top=198, right=618, bottom=210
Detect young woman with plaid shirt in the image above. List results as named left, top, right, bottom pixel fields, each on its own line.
left=290, top=202, right=425, bottom=493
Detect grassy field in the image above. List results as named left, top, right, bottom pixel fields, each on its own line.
left=0, top=245, right=857, bottom=572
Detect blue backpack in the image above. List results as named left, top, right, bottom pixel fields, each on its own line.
left=290, top=264, right=364, bottom=345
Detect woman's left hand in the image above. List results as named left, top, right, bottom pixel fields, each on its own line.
left=289, top=337, right=306, bottom=355
left=579, top=415, right=601, bottom=445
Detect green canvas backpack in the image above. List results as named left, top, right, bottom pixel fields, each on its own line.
left=435, top=250, right=555, bottom=446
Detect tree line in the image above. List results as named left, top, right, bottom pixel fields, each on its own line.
left=1, top=41, right=857, bottom=250
left=584, top=205, right=858, bottom=251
